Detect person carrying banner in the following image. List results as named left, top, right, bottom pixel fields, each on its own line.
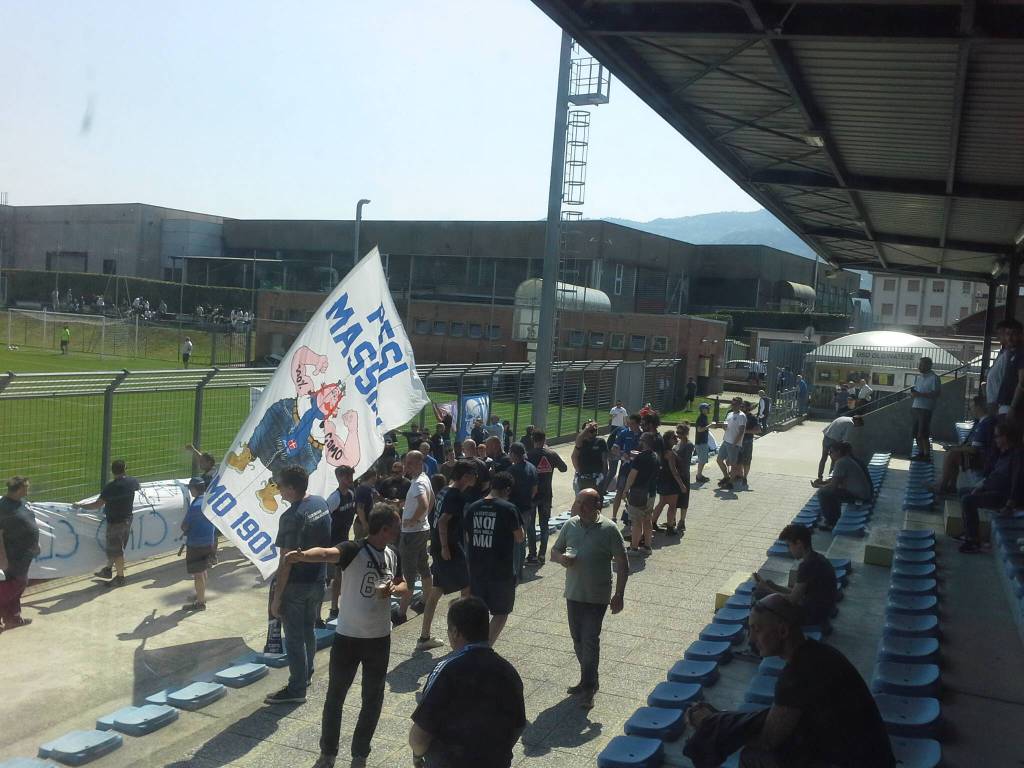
left=0, top=476, right=38, bottom=631
left=74, top=460, right=141, bottom=587
left=181, top=477, right=215, bottom=612
left=266, top=466, right=332, bottom=705
left=286, top=503, right=408, bottom=768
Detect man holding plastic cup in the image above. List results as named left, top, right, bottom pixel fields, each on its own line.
left=550, top=488, right=629, bottom=710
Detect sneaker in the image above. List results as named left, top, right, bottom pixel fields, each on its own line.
left=182, top=601, right=207, bottom=612
left=415, top=636, right=444, bottom=652
left=3, top=617, right=32, bottom=630
left=526, top=555, right=539, bottom=565
left=312, top=755, right=336, bottom=768
left=105, top=575, right=126, bottom=588
left=94, top=567, right=112, bottom=579
left=264, top=687, right=306, bottom=705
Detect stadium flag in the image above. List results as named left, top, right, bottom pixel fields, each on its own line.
left=203, top=248, right=429, bottom=578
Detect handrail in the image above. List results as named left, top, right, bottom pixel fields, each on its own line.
left=847, top=358, right=975, bottom=416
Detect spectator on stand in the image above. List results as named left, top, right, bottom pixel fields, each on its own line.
left=0, top=477, right=39, bottom=631
left=409, top=597, right=527, bottom=768
left=932, top=395, right=993, bottom=496
left=958, top=420, right=1024, bottom=554
left=181, top=477, right=215, bottom=612
left=992, top=319, right=1024, bottom=421
left=419, top=442, right=440, bottom=476
left=753, top=525, right=837, bottom=629
left=471, top=418, right=487, bottom=445
left=571, top=420, right=609, bottom=493
left=855, top=378, right=873, bottom=412
left=485, top=415, right=505, bottom=446
left=909, top=357, right=941, bottom=462
left=694, top=403, right=713, bottom=483
left=811, top=443, right=873, bottom=531
left=74, top=460, right=141, bottom=587
left=816, top=415, right=864, bottom=483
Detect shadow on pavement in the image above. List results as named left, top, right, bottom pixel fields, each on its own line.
left=522, top=695, right=603, bottom=757
left=386, top=652, right=442, bottom=694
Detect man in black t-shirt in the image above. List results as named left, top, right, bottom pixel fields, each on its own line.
left=324, top=466, right=356, bottom=623
left=74, top=459, right=141, bottom=587
left=623, top=432, right=659, bottom=554
left=527, top=430, right=568, bottom=563
left=753, top=524, right=837, bottom=629
left=377, top=461, right=411, bottom=503
left=506, top=443, right=538, bottom=577
left=410, top=597, right=526, bottom=768
left=738, top=401, right=759, bottom=488
left=0, top=476, right=38, bottom=630
left=353, top=469, right=377, bottom=541
left=464, top=472, right=524, bottom=645
left=416, top=460, right=478, bottom=653
left=684, top=595, right=894, bottom=768
left=694, top=404, right=712, bottom=483
left=572, top=421, right=609, bottom=493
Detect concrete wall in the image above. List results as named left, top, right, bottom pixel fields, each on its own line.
left=847, top=376, right=968, bottom=460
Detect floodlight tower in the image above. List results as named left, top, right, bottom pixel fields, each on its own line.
left=530, top=33, right=611, bottom=430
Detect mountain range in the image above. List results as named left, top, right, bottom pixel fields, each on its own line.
left=604, top=209, right=817, bottom=257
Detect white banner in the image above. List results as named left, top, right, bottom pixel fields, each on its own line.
left=203, top=248, right=429, bottom=578
left=28, top=479, right=191, bottom=579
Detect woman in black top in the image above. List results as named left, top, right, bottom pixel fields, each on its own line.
left=652, top=431, right=687, bottom=536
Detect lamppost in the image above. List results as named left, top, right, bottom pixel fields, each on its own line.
left=353, top=199, right=371, bottom=267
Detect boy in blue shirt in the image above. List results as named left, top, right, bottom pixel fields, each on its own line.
left=181, top=477, right=216, bottom=611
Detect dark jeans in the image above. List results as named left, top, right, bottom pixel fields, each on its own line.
left=567, top=599, right=608, bottom=690
left=280, top=580, right=324, bottom=696
left=962, top=490, right=1005, bottom=542
left=817, top=487, right=861, bottom=528
left=527, top=500, right=552, bottom=558
left=0, top=577, right=27, bottom=623
left=817, top=437, right=838, bottom=479
left=320, top=633, right=391, bottom=759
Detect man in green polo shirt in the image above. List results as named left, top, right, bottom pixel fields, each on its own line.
left=550, top=488, right=628, bottom=709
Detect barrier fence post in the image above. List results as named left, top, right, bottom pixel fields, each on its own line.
left=192, top=369, right=218, bottom=473
left=100, top=370, right=131, bottom=486
left=556, top=366, right=566, bottom=438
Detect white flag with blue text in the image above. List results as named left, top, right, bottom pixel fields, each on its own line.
left=203, top=248, right=429, bottom=578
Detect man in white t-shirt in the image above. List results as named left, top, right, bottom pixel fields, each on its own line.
left=817, top=415, right=864, bottom=481
left=398, top=451, right=434, bottom=623
left=608, top=401, right=628, bottom=430
left=714, top=398, right=747, bottom=490
left=181, top=337, right=193, bottom=368
left=286, top=504, right=408, bottom=767
left=909, top=357, right=941, bottom=461
left=855, top=379, right=873, bottom=410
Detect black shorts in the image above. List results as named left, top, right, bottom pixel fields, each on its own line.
left=431, top=557, right=469, bottom=595
left=470, top=577, right=516, bottom=616
left=739, top=441, right=753, bottom=464
left=677, top=486, right=690, bottom=510
left=186, top=545, right=214, bottom=574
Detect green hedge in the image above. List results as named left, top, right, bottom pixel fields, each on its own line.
left=3, top=269, right=254, bottom=312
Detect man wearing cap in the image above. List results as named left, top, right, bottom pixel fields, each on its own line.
left=694, top=403, right=713, bottom=483
left=181, top=476, right=215, bottom=611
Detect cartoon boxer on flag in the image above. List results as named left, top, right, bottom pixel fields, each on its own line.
left=226, top=345, right=361, bottom=512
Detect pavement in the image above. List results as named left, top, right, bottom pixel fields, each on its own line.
left=4, top=421, right=1021, bottom=767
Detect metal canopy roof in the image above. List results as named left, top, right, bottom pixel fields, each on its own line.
left=531, top=0, right=1024, bottom=281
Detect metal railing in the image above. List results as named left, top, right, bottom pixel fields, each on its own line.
left=0, top=358, right=684, bottom=502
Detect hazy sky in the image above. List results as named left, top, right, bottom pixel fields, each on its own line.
left=0, top=1, right=762, bottom=222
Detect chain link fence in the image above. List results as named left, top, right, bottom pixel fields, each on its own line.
left=1, top=358, right=684, bottom=502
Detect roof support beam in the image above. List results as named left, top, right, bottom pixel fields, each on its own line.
left=805, top=226, right=1007, bottom=255
left=749, top=169, right=1024, bottom=203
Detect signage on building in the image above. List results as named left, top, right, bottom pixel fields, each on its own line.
left=850, top=347, right=919, bottom=366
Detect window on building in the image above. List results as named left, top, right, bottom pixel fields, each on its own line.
left=432, top=321, right=447, bottom=336
left=613, top=264, right=624, bottom=296
left=589, top=331, right=605, bottom=348
left=414, top=319, right=430, bottom=335
left=568, top=329, right=585, bottom=348
left=102, top=259, right=117, bottom=275
left=609, top=332, right=625, bottom=350
left=962, top=281, right=971, bottom=294
left=932, top=281, right=944, bottom=293
left=929, top=305, right=943, bottom=318
left=272, top=309, right=283, bottom=321
left=881, top=303, right=894, bottom=315
left=651, top=336, right=668, bottom=353
left=288, top=309, right=304, bottom=322
left=904, top=304, right=918, bottom=317
left=488, top=325, right=501, bottom=340
left=450, top=322, right=465, bottom=338
left=883, top=278, right=896, bottom=291
left=629, top=334, right=647, bottom=352
left=907, top=279, right=920, bottom=292
left=872, top=373, right=896, bottom=386
left=468, top=323, right=483, bottom=339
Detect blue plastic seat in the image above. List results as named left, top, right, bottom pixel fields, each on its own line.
left=648, top=681, right=703, bottom=709
left=879, top=637, right=940, bottom=664
left=895, top=538, right=935, bottom=552
left=758, top=656, right=786, bottom=676
left=890, top=737, right=942, bottom=768
left=624, top=706, right=686, bottom=740
left=890, top=578, right=937, bottom=596
left=872, top=663, right=941, bottom=697
left=95, top=704, right=178, bottom=736
left=668, top=659, right=719, bottom=685
left=875, top=694, right=941, bottom=737
left=714, top=607, right=750, bottom=626
left=767, top=543, right=792, bottom=557
left=899, top=529, right=935, bottom=540
left=895, top=549, right=936, bottom=564
left=685, top=640, right=732, bottom=664
left=734, top=580, right=756, bottom=596
left=38, top=731, right=122, bottom=766
left=833, top=524, right=867, bottom=537
left=148, top=681, right=227, bottom=711
left=893, top=563, right=937, bottom=579
left=0, top=760, right=59, bottom=768
left=315, top=627, right=334, bottom=650
left=829, top=557, right=852, bottom=572
left=700, top=623, right=745, bottom=645
left=744, top=674, right=778, bottom=705
left=725, top=593, right=753, bottom=609
left=214, top=662, right=269, bottom=688
left=255, top=652, right=289, bottom=668
left=597, top=735, right=664, bottom=768
left=884, top=613, right=939, bottom=638
left=887, top=595, right=938, bottom=615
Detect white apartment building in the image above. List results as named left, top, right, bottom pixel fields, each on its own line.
left=870, top=274, right=989, bottom=331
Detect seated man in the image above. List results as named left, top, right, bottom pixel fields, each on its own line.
left=752, top=524, right=837, bottom=629
left=812, top=443, right=872, bottom=530
left=683, top=595, right=895, bottom=768
left=958, top=419, right=1024, bottom=554
left=932, top=395, right=993, bottom=496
